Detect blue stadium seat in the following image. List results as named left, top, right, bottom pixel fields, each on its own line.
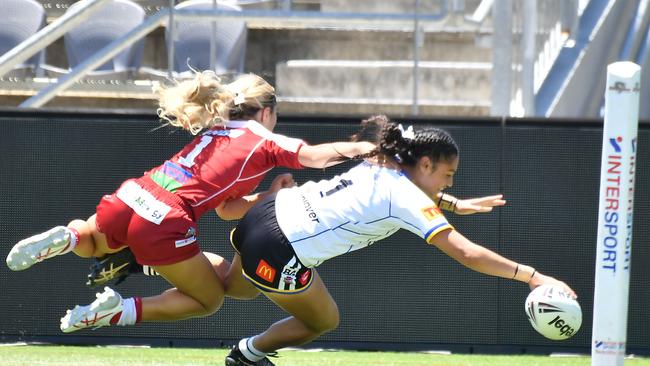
left=0, top=0, right=46, bottom=78
left=62, top=0, right=146, bottom=77
left=169, top=0, right=247, bottom=75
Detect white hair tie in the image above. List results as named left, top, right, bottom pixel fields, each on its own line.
left=397, top=124, right=415, bottom=140
left=233, top=92, right=246, bottom=106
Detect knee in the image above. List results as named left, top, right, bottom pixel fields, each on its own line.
left=308, top=305, right=340, bottom=335
left=198, top=293, right=224, bottom=316
left=206, top=297, right=224, bottom=315
left=68, top=219, right=89, bottom=231
left=188, top=300, right=223, bottom=318
left=192, top=280, right=226, bottom=317
left=67, top=219, right=94, bottom=257
left=323, top=307, right=340, bottom=333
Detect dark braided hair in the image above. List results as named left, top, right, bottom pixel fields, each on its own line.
left=347, top=115, right=459, bottom=166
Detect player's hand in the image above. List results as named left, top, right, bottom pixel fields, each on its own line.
left=454, top=194, right=506, bottom=215
left=269, top=173, right=296, bottom=193
left=528, top=272, right=577, bottom=299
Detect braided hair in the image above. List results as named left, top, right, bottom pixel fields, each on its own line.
left=348, top=115, right=459, bottom=166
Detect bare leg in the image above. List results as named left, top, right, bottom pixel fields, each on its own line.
left=59, top=251, right=227, bottom=333
left=6, top=215, right=124, bottom=271
left=224, top=254, right=260, bottom=300
left=69, top=214, right=125, bottom=258
left=141, top=252, right=225, bottom=321
left=252, top=271, right=339, bottom=352
left=204, top=251, right=231, bottom=284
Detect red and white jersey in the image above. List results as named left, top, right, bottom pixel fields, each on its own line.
left=144, top=120, right=305, bottom=219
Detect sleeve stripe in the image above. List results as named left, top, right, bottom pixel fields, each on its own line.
left=425, top=222, right=454, bottom=243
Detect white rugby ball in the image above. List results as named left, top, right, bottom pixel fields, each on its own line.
left=525, top=284, right=582, bottom=340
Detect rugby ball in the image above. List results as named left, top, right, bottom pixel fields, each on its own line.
left=525, top=284, right=582, bottom=340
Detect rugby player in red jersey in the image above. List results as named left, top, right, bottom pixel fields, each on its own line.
left=6, top=71, right=377, bottom=332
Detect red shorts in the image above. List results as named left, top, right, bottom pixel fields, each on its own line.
left=95, top=176, right=200, bottom=266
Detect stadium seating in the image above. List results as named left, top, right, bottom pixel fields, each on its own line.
left=0, top=0, right=616, bottom=118
left=167, top=0, right=247, bottom=76
left=44, top=0, right=146, bottom=79
left=0, top=0, right=47, bottom=78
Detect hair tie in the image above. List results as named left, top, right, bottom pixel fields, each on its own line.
left=233, top=92, right=246, bottom=106
left=397, top=124, right=415, bottom=140
left=393, top=153, right=403, bottom=163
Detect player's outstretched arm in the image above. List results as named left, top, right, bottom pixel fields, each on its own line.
left=298, top=141, right=376, bottom=168
left=429, top=229, right=576, bottom=298
left=436, top=193, right=506, bottom=215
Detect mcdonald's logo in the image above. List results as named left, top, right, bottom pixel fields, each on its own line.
left=256, top=259, right=276, bottom=283
left=421, top=205, right=442, bottom=221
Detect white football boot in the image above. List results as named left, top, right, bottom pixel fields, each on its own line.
left=60, top=287, right=124, bottom=333
left=6, top=226, right=72, bottom=271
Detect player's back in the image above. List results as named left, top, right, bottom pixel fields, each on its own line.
left=276, top=162, right=404, bottom=266
left=146, top=120, right=303, bottom=219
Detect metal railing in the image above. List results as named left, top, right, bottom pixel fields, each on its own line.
left=0, top=0, right=454, bottom=109
left=0, top=0, right=112, bottom=78
left=0, top=0, right=585, bottom=116
left=490, top=0, right=580, bottom=116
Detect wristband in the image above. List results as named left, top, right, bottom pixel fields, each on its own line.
left=513, top=265, right=535, bottom=283
left=512, top=264, right=520, bottom=279
left=438, top=193, right=458, bottom=212
left=436, top=194, right=443, bottom=207
left=529, top=269, right=537, bottom=283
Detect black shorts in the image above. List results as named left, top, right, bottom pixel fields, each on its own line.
left=230, top=193, right=313, bottom=294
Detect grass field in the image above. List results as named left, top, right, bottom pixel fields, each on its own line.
left=0, top=345, right=648, bottom=366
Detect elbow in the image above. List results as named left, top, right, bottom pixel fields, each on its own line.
left=298, top=156, right=324, bottom=169
left=458, top=250, right=481, bottom=269
left=448, top=243, right=482, bottom=269
left=215, top=209, right=239, bottom=221
left=298, top=145, right=332, bottom=169
left=444, top=231, right=482, bottom=269
left=216, top=214, right=235, bottom=221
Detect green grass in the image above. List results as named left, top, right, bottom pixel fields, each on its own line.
left=0, top=345, right=648, bottom=366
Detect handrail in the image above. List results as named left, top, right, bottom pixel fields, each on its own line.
left=464, top=0, right=493, bottom=25
left=412, top=0, right=423, bottom=115
left=20, top=10, right=168, bottom=108
left=0, top=0, right=111, bottom=78
left=17, top=3, right=452, bottom=109
left=169, top=8, right=448, bottom=29
left=167, top=0, right=175, bottom=78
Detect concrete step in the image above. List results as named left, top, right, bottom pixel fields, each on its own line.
left=319, top=0, right=484, bottom=14
left=0, top=69, right=490, bottom=116
left=39, top=25, right=491, bottom=83
left=276, top=60, right=491, bottom=102
left=36, top=0, right=493, bottom=80
left=277, top=97, right=490, bottom=117
left=247, top=28, right=491, bottom=84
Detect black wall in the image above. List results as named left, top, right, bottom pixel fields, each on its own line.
left=0, top=110, right=648, bottom=354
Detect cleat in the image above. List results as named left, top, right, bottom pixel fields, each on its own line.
left=86, top=249, right=144, bottom=288
left=60, top=287, right=123, bottom=333
left=225, top=345, right=277, bottom=366
left=6, top=226, right=71, bottom=271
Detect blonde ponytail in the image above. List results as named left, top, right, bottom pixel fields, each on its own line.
left=154, top=70, right=232, bottom=135
left=154, top=71, right=277, bottom=135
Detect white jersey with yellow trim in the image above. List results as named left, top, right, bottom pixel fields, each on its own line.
left=274, top=161, right=453, bottom=267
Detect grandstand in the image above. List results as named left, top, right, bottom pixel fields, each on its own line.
left=3, top=0, right=647, bottom=118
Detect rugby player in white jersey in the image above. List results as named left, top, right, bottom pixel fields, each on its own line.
left=221, top=115, right=577, bottom=366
